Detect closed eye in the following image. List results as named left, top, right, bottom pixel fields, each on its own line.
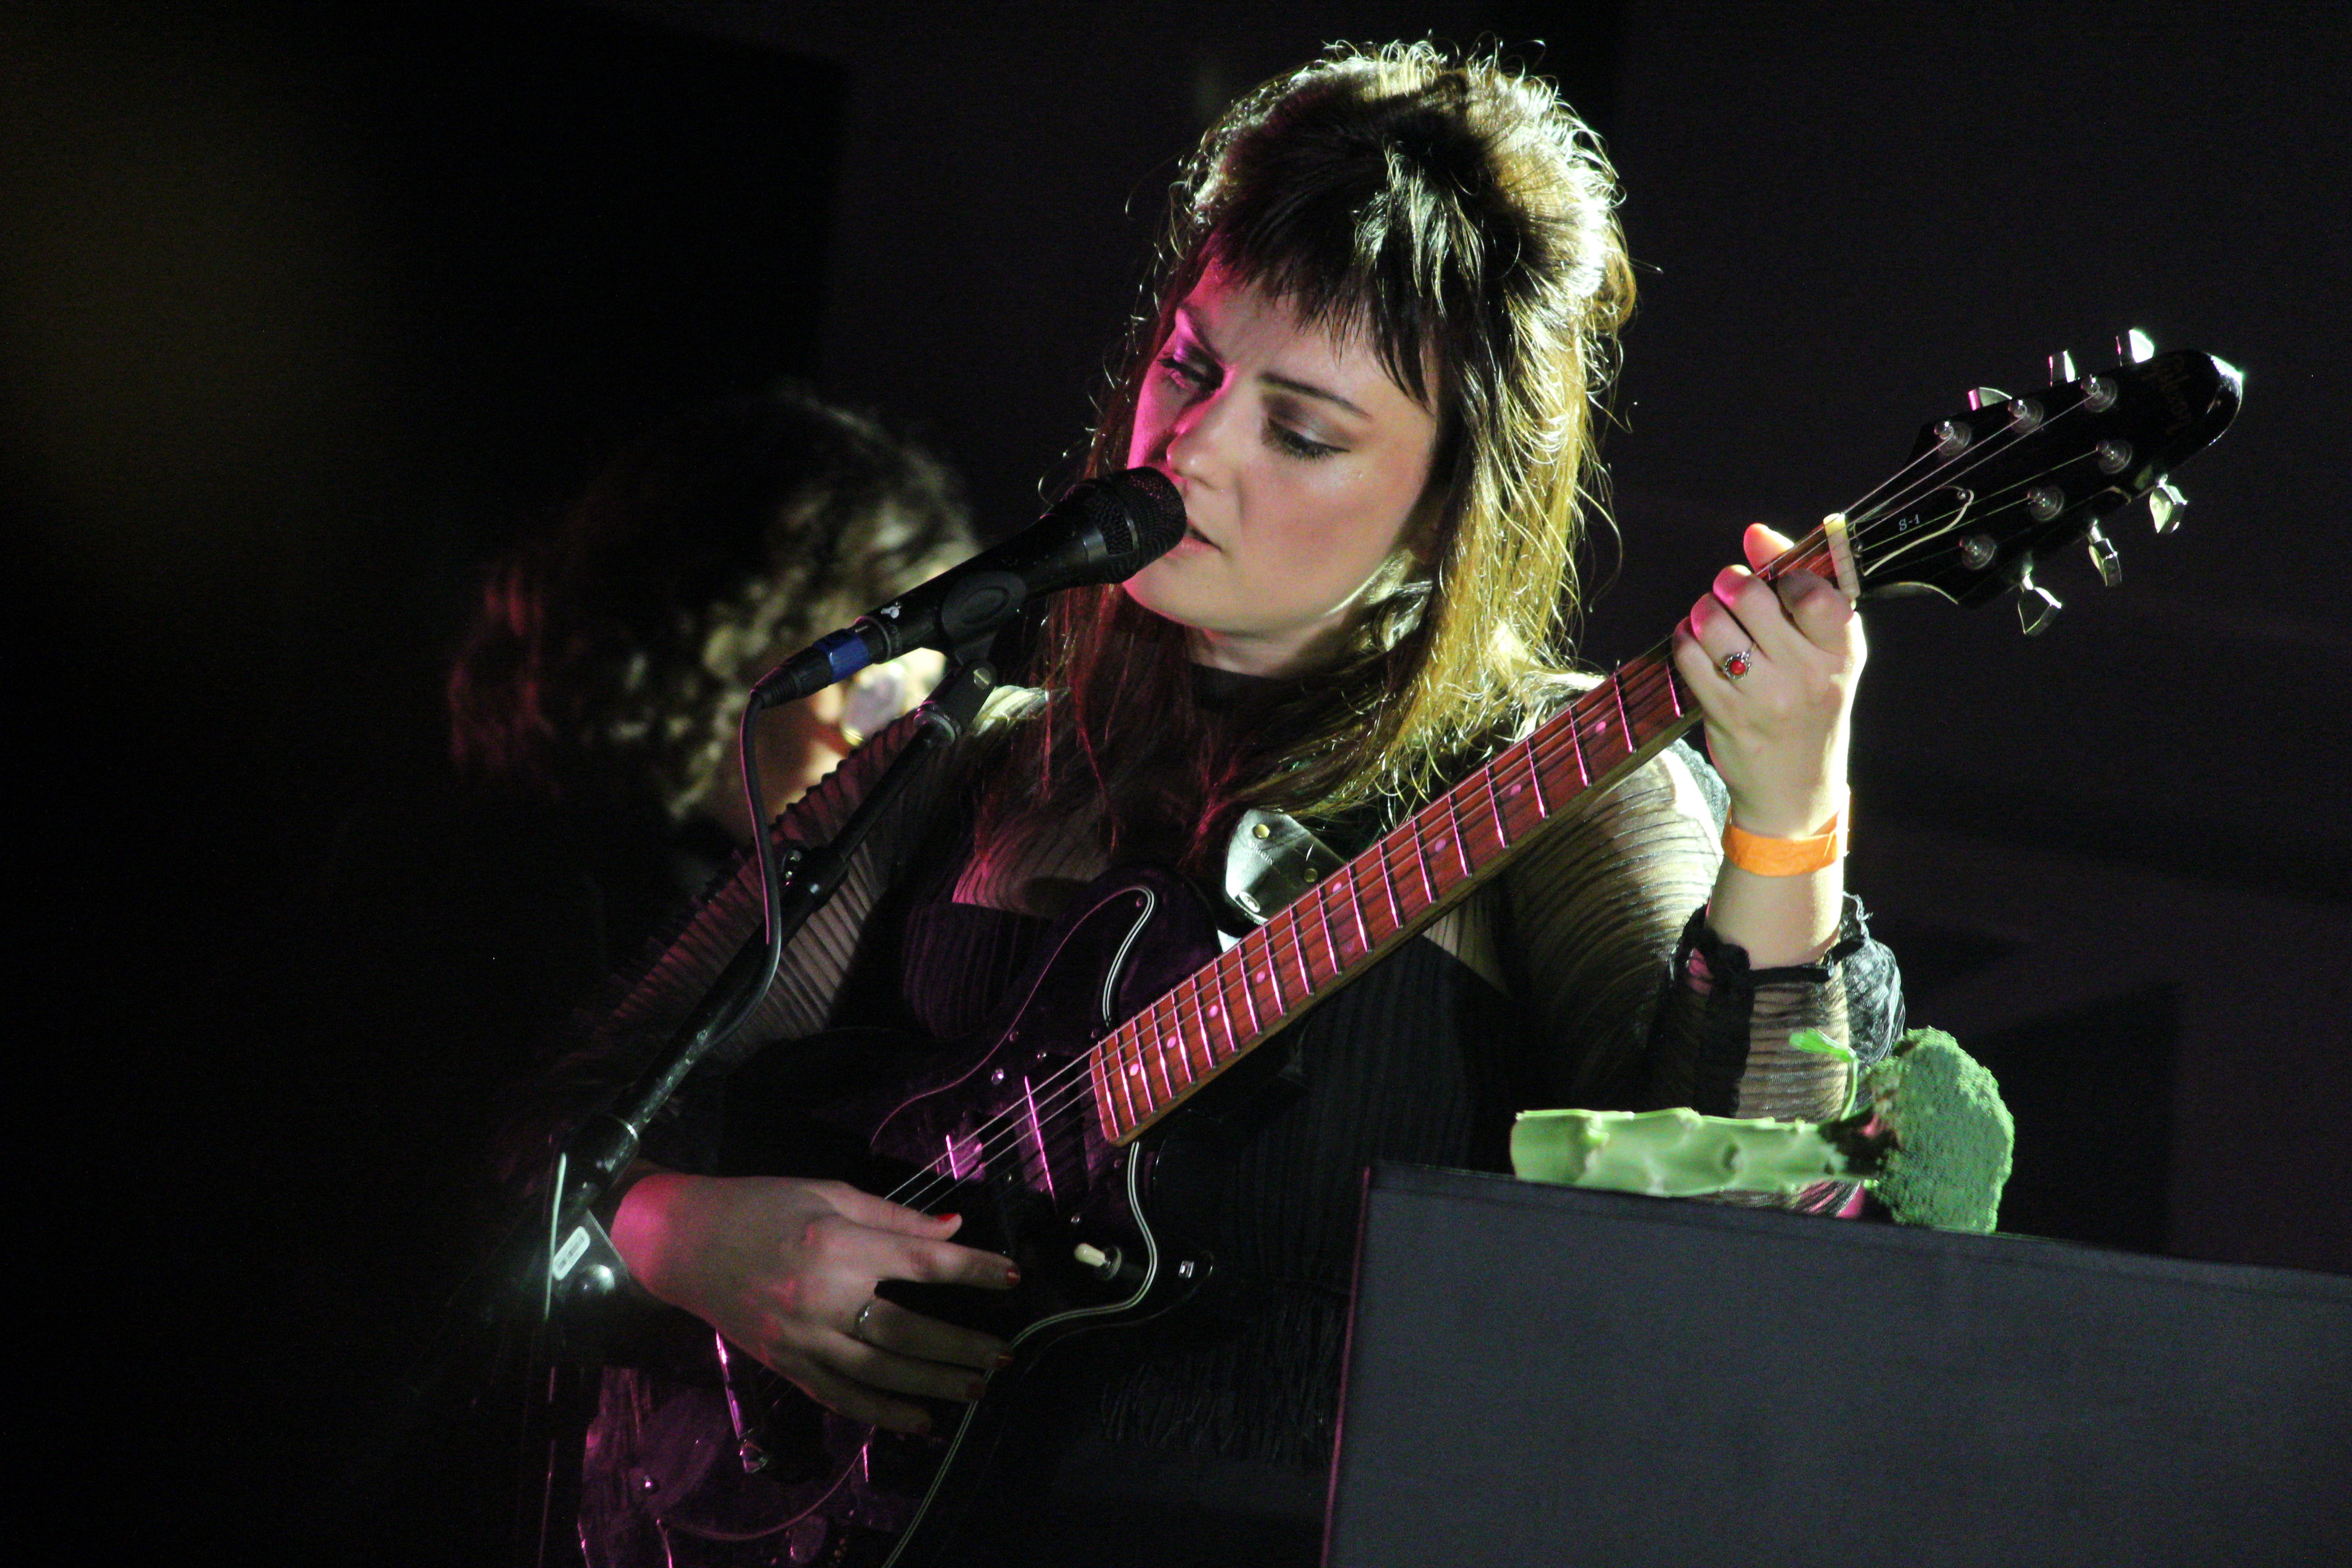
left=1157, top=352, right=1216, bottom=392
left=1266, top=422, right=1340, bottom=460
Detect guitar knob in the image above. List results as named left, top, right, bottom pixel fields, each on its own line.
left=2147, top=479, right=2186, bottom=534
left=2084, top=524, right=2122, bottom=586
left=2117, top=328, right=2156, bottom=365
left=2048, top=349, right=2077, bottom=384
left=1073, top=1240, right=1143, bottom=1286
left=1966, top=387, right=2011, bottom=411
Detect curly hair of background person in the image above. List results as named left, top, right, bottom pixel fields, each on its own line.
left=448, top=383, right=975, bottom=835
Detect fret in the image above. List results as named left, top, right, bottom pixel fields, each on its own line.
left=1105, top=1031, right=1142, bottom=1132
left=1564, top=701, right=1592, bottom=786
left=1313, top=881, right=1343, bottom=971
left=1623, top=656, right=1668, bottom=733
left=1163, top=993, right=1203, bottom=1085
left=1198, top=969, right=1240, bottom=1061
left=1373, top=839, right=1404, bottom=931
left=1166, top=998, right=1198, bottom=1084
left=1227, top=950, right=1261, bottom=1039
left=1483, top=768, right=1510, bottom=851
left=1258, top=944, right=1287, bottom=1013
left=1290, top=909, right=1316, bottom=995
left=1343, top=863, right=1371, bottom=956
left=1443, top=791, right=1473, bottom=878
left=1089, top=1047, right=1120, bottom=1138
left=1020, top=1078, right=1057, bottom=1203
left=1661, top=654, right=1685, bottom=718
left=1528, top=739, right=1551, bottom=818
left=1140, top=1008, right=1178, bottom=1104
left=1585, top=700, right=1619, bottom=766
left=1171, top=1017, right=1205, bottom=1086
left=1611, top=671, right=1635, bottom=753
left=1411, top=818, right=1438, bottom=903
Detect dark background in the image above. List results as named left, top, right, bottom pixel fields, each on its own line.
left=7, top=0, right=2346, bottom=1558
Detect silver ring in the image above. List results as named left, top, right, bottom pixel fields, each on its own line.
left=1716, top=648, right=1754, bottom=682
left=851, top=1298, right=878, bottom=1343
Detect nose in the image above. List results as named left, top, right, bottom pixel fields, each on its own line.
left=1162, top=383, right=1236, bottom=490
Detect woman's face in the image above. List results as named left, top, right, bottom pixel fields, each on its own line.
left=1123, top=266, right=1441, bottom=677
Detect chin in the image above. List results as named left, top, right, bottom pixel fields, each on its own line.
left=1120, top=562, right=1190, bottom=622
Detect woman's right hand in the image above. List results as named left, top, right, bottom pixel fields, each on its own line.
left=611, top=1172, right=1019, bottom=1435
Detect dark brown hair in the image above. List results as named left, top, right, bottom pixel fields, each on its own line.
left=449, top=385, right=972, bottom=821
left=985, top=42, right=1634, bottom=876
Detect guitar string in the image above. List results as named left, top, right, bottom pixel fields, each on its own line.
left=870, top=400, right=2108, bottom=1214
left=870, top=637, right=1716, bottom=1215
left=875, top=469, right=2083, bottom=1221
left=1843, top=392, right=2099, bottom=543
left=1838, top=380, right=2099, bottom=534
left=872, top=460, right=2068, bottom=1218
left=873, top=649, right=1701, bottom=1215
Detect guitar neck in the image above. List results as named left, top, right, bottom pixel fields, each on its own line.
left=1089, top=639, right=1690, bottom=1143
left=1083, top=338, right=2248, bottom=1141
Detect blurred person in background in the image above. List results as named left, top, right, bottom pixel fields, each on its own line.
left=304, top=383, right=973, bottom=1560
left=445, top=383, right=975, bottom=997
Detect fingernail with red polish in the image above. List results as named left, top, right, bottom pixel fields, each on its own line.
left=1003, top=1265, right=1021, bottom=1287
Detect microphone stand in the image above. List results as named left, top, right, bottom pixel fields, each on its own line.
left=507, top=637, right=1004, bottom=1566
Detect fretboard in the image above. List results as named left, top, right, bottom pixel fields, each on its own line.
left=1088, top=640, right=1703, bottom=1144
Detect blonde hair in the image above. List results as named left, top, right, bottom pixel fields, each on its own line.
left=991, top=42, right=1633, bottom=872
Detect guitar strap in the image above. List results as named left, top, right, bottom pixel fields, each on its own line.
left=1218, top=806, right=1355, bottom=940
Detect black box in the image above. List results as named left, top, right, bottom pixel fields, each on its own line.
left=1326, top=1164, right=2352, bottom=1567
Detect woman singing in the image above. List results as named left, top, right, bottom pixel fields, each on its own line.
left=562, top=41, right=1902, bottom=1567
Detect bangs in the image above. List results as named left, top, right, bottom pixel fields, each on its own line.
left=1198, top=81, right=1539, bottom=417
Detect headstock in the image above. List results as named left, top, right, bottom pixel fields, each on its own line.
left=1845, top=334, right=2241, bottom=632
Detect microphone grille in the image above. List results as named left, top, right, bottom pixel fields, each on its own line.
left=1088, top=467, right=1187, bottom=564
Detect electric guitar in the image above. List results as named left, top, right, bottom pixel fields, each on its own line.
left=621, top=342, right=2242, bottom=1566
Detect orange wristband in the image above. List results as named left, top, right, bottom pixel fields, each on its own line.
left=1721, top=800, right=1848, bottom=876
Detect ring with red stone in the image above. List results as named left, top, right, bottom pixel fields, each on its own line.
left=1716, top=648, right=1754, bottom=682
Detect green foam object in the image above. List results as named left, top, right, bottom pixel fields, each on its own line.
left=1509, top=1029, right=2014, bottom=1233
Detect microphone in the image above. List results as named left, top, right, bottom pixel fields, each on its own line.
left=748, top=467, right=1186, bottom=709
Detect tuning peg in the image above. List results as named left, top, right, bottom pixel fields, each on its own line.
left=2084, top=523, right=2122, bottom=586
left=1967, top=387, right=2011, bottom=411
left=2146, top=479, right=2186, bottom=534
left=2012, top=555, right=2062, bottom=635
left=2048, top=350, right=2077, bottom=384
left=2117, top=328, right=2156, bottom=365
left=2017, top=582, right=2063, bottom=635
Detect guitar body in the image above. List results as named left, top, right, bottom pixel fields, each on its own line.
left=631, top=866, right=1239, bottom=1568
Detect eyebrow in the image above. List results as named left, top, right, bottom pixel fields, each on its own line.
left=1176, top=305, right=1371, bottom=421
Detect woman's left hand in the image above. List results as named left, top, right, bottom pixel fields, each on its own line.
left=1669, top=523, right=1864, bottom=838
